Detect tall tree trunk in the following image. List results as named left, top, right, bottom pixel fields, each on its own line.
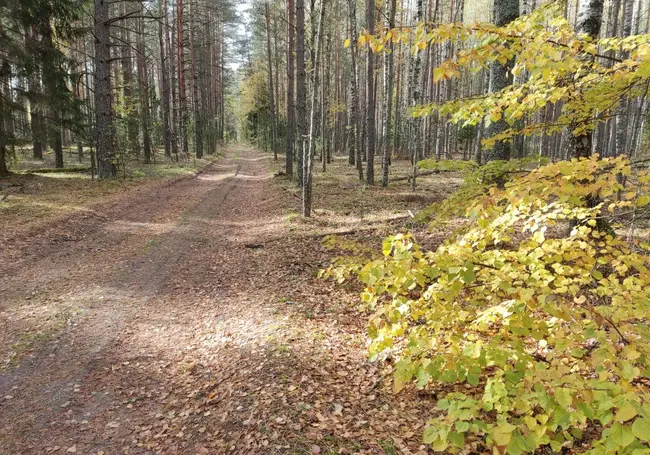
left=365, top=0, right=376, bottom=184
left=170, top=0, right=180, bottom=159
left=94, top=0, right=117, bottom=178
left=381, top=0, right=396, bottom=187
left=286, top=0, right=296, bottom=176
left=137, top=15, right=153, bottom=163
left=303, top=0, right=327, bottom=217
left=177, top=0, right=189, bottom=156
left=42, top=18, right=64, bottom=169
left=26, top=26, right=45, bottom=160
left=484, top=0, right=519, bottom=163
left=266, top=2, right=278, bottom=160
left=614, top=0, right=633, bottom=157
left=322, top=32, right=331, bottom=172
left=296, top=0, right=307, bottom=186
left=159, top=0, right=172, bottom=158
left=120, top=2, right=139, bottom=157
left=347, top=0, right=363, bottom=180
left=0, top=60, right=10, bottom=177
left=408, top=0, right=423, bottom=190
left=569, top=0, right=604, bottom=159
left=190, top=0, right=203, bottom=158
left=28, top=75, right=45, bottom=160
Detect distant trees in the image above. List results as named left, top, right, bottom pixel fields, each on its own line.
left=238, top=0, right=649, bottom=215
left=5, top=0, right=644, bottom=192
left=0, top=0, right=84, bottom=177
left=0, top=0, right=237, bottom=178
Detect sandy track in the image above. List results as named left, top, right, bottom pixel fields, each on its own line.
left=0, top=145, right=290, bottom=453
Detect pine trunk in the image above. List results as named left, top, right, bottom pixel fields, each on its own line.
left=137, top=15, right=153, bottom=163
left=94, top=0, right=117, bottom=178
left=296, top=0, right=306, bottom=186
left=266, top=2, right=278, bottom=160
left=286, top=0, right=296, bottom=176
left=159, top=0, right=172, bottom=158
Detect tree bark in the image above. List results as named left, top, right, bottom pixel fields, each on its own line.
left=303, top=0, right=327, bottom=217
left=0, top=60, right=10, bottom=177
left=159, top=0, right=172, bottom=158
left=408, top=0, right=423, bottom=190
left=365, top=0, right=376, bottom=185
left=42, top=18, right=64, bottom=169
left=296, top=0, right=307, bottom=186
left=137, top=15, right=153, bottom=163
left=484, top=0, right=519, bottom=163
left=190, top=0, right=203, bottom=158
left=120, top=2, right=139, bottom=157
left=614, top=0, right=633, bottom=157
left=381, top=0, right=396, bottom=187
left=347, top=0, right=363, bottom=180
left=94, top=0, right=117, bottom=178
left=177, top=0, right=189, bottom=156
left=266, top=2, right=278, bottom=161
left=569, top=0, right=604, bottom=159
left=286, top=0, right=296, bottom=176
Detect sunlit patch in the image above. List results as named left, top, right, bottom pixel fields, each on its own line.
left=0, top=285, right=137, bottom=369
left=30, top=172, right=91, bottom=180
left=104, top=220, right=176, bottom=235
left=233, top=156, right=272, bottom=162
left=196, top=172, right=236, bottom=181
left=234, top=173, right=273, bottom=181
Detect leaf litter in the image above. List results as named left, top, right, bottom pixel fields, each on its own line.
left=0, top=145, right=455, bottom=454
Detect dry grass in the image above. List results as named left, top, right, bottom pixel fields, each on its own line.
left=270, top=154, right=463, bottom=244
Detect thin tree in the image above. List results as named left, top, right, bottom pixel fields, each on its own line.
left=381, top=0, right=396, bottom=186
left=266, top=1, right=278, bottom=160
left=365, top=0, right=376, bottom=185
left=136, top=14, right=153, bottom=163
left=296, top=0, right=307, bottom=185
left=159, top=0, right=172, bottom=158
left=303, top=0, right=327, bottom=217
left=286, top=0, right=296, bottom=176
left=347, top=0, right=363, bottom=180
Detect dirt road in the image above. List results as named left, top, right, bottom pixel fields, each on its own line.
left=0, top=146, right=293, bottom=452
left=0, top=145, right=431, bottom=455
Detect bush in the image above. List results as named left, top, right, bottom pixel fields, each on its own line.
left=323, top=155, right=650, bottom=454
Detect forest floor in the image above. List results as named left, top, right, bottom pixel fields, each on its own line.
left=0, top=144, right=463, bottom=455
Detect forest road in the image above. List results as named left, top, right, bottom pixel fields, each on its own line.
left=0, top=144, right=296, bottom=454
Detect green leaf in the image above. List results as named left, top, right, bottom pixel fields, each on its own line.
left=423, top=426, right=438, bottom=444
left=632, top=418, right=650, bottom=442
left=461, top=263, right=475, bottom=284
left=554, top=387, right=573, bottom=409
left=610, top=422, right=635, bottom=448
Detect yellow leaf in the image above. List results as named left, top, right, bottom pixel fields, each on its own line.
left=344, top=38, right=351, bottom=48
left=492, top=423, right=516, bottom=446
left=615, top=404, right=638, bottom=423
left=433, top=67, right=445, bottom=83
